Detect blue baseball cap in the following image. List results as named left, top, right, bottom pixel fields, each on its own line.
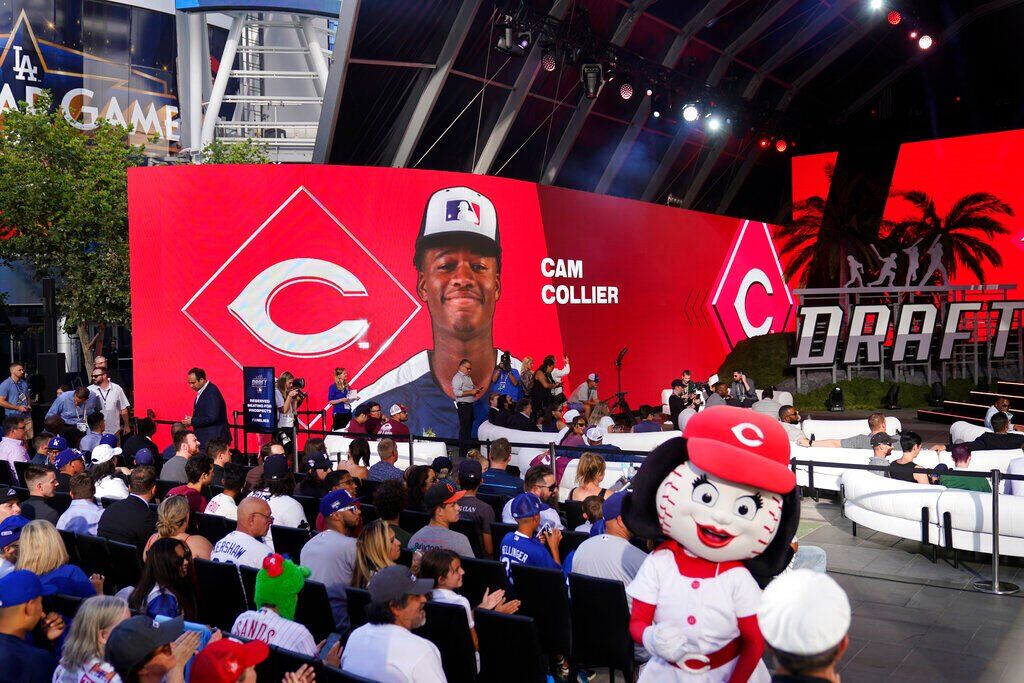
left=99, top=434, right=119, bottom=448
left=0, top=515, right=28, bottom=550
left=509, top=493, right=543, bottom=520
left=46, top=435, right=68, bottom=451
left=55, top=448, right=84, bottom=470
left=134, top=448, right=155, bottom=466
left=319, top=489, right=358, bottom=518
left=601, top=490, right=628, bottom=522
left=0, top=570, right=56, bottom=607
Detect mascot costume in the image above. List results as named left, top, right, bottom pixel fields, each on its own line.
left=622, top=406, right=799, bottom=682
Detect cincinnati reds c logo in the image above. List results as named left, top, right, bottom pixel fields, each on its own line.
left=731, top=423, right=765, bottom=447
left=229, top=258, right=369, bottom=358
left=733, top=268, right=773, bottom=337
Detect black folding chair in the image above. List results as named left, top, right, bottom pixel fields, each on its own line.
left=510, top=564, right=572, bottom=657
left=293, top=495, right=320, bottom=528
left=357, top=479, right=379, bottom=502
left=413, top=601, right=477, bottom=683
left=476, top=609, right=548, bottom=682
left=12, top=461, right=28, bottom=487
left=75, top=534, right=110, bottom=577
left=475, top=492, right=510, bottom=520
left=569, top=573, right=636, bottom=682
left=106, top=539, right=144, bottom=592
left=270, top=525, right=311, bottom=561
left=155, top=479, right=178, bottom=500
left=192, top=512, right=235, bottom=544
left=491, top=521, right=516, bottom=557
left=57, top=529, right=80, bottom=568
left=560, top=530, right=590, bottom=557
left=295, top=580, right=336, bottom=642
left=399, top=509, right=430, bottom=535
left=458, top=555, right=508, bottom=607
left=51, top=492, right=72, bottom=514
left=322, top=666, right=377, bottom=683
left=239, top=564, right=259, bottom=610
left=43, top=593, right=84, bottom=620
left=99, top=497, right=121, bottom=509
left=357, top=503, right=379, bottom=523
left=563, top=500, right=585, bottom=530
left=451, top=518, right=484, bottom=558
left=193, top=559, right=248, bottom=631
left=255, top=645, right=323, bottom=682
left=344, top=587, right=371, bottom=631
left=0, top=463, right=13, bottom=486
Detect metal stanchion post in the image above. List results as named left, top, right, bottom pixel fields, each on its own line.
left=973, top=469, right=1019, bottom=595
left=548, top=442, right=556, bottom=465
left=408, top=436, right=415, bottom=468
left=291, top=425, right=299, bottom=474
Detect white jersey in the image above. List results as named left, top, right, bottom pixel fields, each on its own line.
left=340, top=623, right=446, bottom=683
left=88, top=382, right=130, bottom=434
left=247, top=491, right=308, bottom=529
left=53, top=657, right=122, bottom=683
left=211, top=530, right=272, bottom=568
left=93, top=475, right=129, bottom=502
left=205, top=493, right=238, bottom=520
left=231, top=608, right=316, bottom=656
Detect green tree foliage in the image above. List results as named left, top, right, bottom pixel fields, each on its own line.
left=200, top=137, right=270, bottom=164
left=0, top=91, right=145, bottom=372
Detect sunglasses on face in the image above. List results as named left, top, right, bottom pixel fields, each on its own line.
left=543, top=483, right=557, bottom=492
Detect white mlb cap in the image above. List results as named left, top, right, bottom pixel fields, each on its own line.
left=416, top=187, right=500, bottom=259
left=585, top=426, right=605, bottom=442
left=758, top=569, right=851, bottom=656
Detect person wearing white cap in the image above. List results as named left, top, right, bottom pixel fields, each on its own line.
left=757, top=569, right=851, bottom=682
left=89, top=444, right=130, bottom=501
left=355, top=186, right=521, bottom=441
left=584, top=426, right=622, bottom=456
left=377, top=404, right=411, bottom=439
left=570, top=373, right=600, bottom=419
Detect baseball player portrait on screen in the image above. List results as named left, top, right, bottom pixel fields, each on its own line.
left=357, top=186, right=520, bottom=438
left=622, top=406, right=800, bottom=683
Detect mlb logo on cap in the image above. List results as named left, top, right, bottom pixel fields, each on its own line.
left=418, top=186, right=499, bottom=248
left=446, top=200, right=481, bottom=225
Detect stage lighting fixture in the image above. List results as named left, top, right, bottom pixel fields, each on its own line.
left=581, top=63, right=605, bottom=100
left=495, top=18, right=529, bottom=57
left=775, top=139, right=788, bottom=152
left=759, top=137, right=770, bottom=148
left=682, top=103, right=700, bottom=122
left=909, top=30, right=918, bottom=39
left=619, top=82, right=634, bottom=100
left=918, top=34, right=933, bottom=49
left=541, top=49, right=557, bottom=72
left=707, top=116, right=723, bottom=132
left=887, top=10, right=901, bottom=25
left=516, top=31, right=532, bottom=51
left=652, top=109, right=661, bottom=118
left=868, top=0, right=883, bottom=10
left=825, top=385, right=845, bottom=412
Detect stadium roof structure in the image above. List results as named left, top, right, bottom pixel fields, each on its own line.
left=315, top=0, right=1024, bottom=222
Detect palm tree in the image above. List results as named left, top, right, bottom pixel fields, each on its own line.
left=888, top=191, right=1013, bottom=284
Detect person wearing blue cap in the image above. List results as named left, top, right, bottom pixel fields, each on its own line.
left=300, top=489, right=361, bottom=629
left=0, top=569, right=66, bottom=682
left=499, top=493, right=561, bottom=582
left=54, top=448, right=85, bottom=492
left=0, top=515, right=28, bottom=578
left=78, top=412, right=106, bottom=455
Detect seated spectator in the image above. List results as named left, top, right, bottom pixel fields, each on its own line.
left=54, top=449, right=85, bottom=493
left=122, top=417, right=160, bottom=467
left=245, top=442, right=281, bottom=492
left=485, top=393, right=504, bottom=426
left=0, top=487, right=21, bottom=522
left=247, top=455, right=308, bottom=529
left=78, top=413, right=106, bottom=455
left=145, top=495, right=213, bottom=561
left=675, top=392, right=702, bottom=432
left=405, top=465, right=437, bottom=512
left=367, top=439, right=403, bottom=483
left=0, top=515, right=27, bottom=578
left=339, top=565, right=445, bottom=682
left=89, top=444, right=130, bottom=501
left=803, top=413, right=946, bottom=452
left=340, top=436, right=371, bottom=480
left=502, top=465, right=562, bottom=530
left=128, top=538, right=197, bottom=620
left=968, top=412, right=1024, bottom=451
left=575, top=495, right=603, bottom=534
left=352, top=518, right=401, bottom=589
left=159, top=430, right=199, bottom=485
left=231, top=554, right=316, bottom=656
left=373, top=479, right=411, bottom=548
left=506, top=398, right=539, bottom=432
left=867, top=432, right=894, bottom=475
left=569, top=452, right=610, bottom=502
left=668, top=380, right=689, bottom=429
left=560, top=412, right=586, bottom=448
left=500, top=493, right=561, bottom=579
left=778, top=405, right=804, bottom=442
left=457, top=460, right=496, bottom=557
left=984, top=397, right=1024, bottom=432
left=133, top=448, right=156, bottom=467
left=705, top=382, right=730, bottom=408
left=583, top=426, right=622, bottom=456
left=105, top=614, right=198, bottom=683
left=431, top=456, right=452, bottom=480
left=206, top=463, right=245, bottom=521
left=345, top=403, right=373, bottom=436
left=364, top=402, right=385, bottom=435
left=97, top=466, right=158, bottom=550
left=480, top=438, right=524, bottom=495
left=563, top=492, right=646, bottom=599
left=21, top=465, right=60, bottom=525
left=758, top=570, right=851, bottom=682
left=53, top=595, right=130, bottom=683
left=379, top=403, right=411, bottom=440
left=56, top=474, right=103, bottom=536
left=538, top=396, right=569, bottom=434
left=466, top=448, right=490, bottom=473
left=939, top=444, right=992, bottom=492
left=35, top=434, right=66, bottom=468
left=29, top=434, right=53, bottom=467
left=632, top=405, right=662, bottom=433
left=166, top=455, right=213, bottom=514
left=300, top=489, right=361, bottom=629
left=888, top=432, right=933, bottom=485
left=408, top=482, right=475, bottom=558
left=0, top=570, right=66, bottom=680
left=728, top=369, right=757, bottom=408
left=752, top=387, right=783, bottom=418
left=17, top=520, right=100, bottom=598
left=158, top=422, right=186, bottom=462
left=570, top=373, right=600, bottom=419
left=418, top=548, right=519, bottom=661
left=210, top=498, right=274, bottom=567
left=588, top=401, right=616, bottom=432
left=296, top=448, right=333, bottom=499
left=205, top=438, right=232, bottom=488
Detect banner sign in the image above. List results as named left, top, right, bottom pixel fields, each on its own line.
left=242, top=366, right=276, bottom=434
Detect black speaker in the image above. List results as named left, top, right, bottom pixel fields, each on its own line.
left=35, top=353, right=66, bottom=402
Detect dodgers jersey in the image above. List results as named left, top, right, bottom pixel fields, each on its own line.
left=499, top=531, right=559, bottom=581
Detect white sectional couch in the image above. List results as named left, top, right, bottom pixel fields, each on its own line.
left=323, top=433, right=448, bottom=469
left=840, top=470, right=944, bottom=545
left=950, top=420, right=991, bottom=444
left=800, top=416, right=902, bottom=440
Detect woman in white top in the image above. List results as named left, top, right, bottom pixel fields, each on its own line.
left=247, top=466, right=308, bottom=529
left=89, top=452, right=129, bottom=502
left=417, top=549, right=519, bottom=657
left=588, top=401, right=616, bottom=432
left=275, top=372, right=299, bottom=429
left=53, top=595, right=130, bottom=683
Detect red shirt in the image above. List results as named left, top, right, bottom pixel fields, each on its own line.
left=377, top=419, right=410, bottom=439
left=166, top=485, right=207, bottom=513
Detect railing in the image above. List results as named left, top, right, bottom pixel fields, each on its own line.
left=792, top=458, right=1023, bottom=596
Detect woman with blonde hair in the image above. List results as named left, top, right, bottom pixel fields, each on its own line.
left=276, top=371, right=299, bottom=430
left=351, top=519, right=401, bottom=589
left=569, top=452, right=609, bottom=502
left=466, top=448, right=489, bottom=473
left=17, top=520, right=102, bottom=597
left=588, top=401, right=615, bottom=432
left=327, top=367, right=357, bottom=430
left=519, top=356, right=534, bottom=397
left=53, top=595, right=131, bottom=682
left=144, top=495, right=212, bottom=561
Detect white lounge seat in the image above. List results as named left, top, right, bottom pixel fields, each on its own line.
left=839, top=470, right=943, bottom=544
left=801, top=416, right=902, bottom=440
left=936, top=489, right=1024, bottom=558
left=323, top=433, right=447, bottom=469
left=950, top=420, right=991, bottom=444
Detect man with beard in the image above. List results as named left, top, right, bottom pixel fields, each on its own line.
left=300, top=489, right=361, bottom=630
left=778, top=405, right=804, bottom=443
left=357, top=187, right=519, bottom=439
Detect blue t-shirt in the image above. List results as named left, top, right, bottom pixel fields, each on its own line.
left=632, top=421, right=662, bottom=433
left=480, top=468, right=524, bottom=495
left=40, top=564, right=98, bottom=599
left=0, top=633, right=57, bottom=682
left=328, top=384, right=353, bottom=416
left=489, top=369, right=522, bottom=402
left=499, top=531, right=559, bottom=582
left=0, top=377, right=29, bottom=416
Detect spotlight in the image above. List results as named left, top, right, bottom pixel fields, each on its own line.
left=918, top=34, right=933, bottom=49
left=516, top=31, right=531, bottom=51
left=909, top=30, right=918, bottom=39
left=682, top=103, right=700, bottom=122
left=645, top=87, right=654, bottom=97
left=619, top=82, right=634, bottom=100
left=653, top=109, right=661, bottom=119
left=887, top=10, right=901, bottom=25
left=759, top=137, right=770, bottom=148
left=495, top=18, right=529, bottom=56
left=580, top=63, right=605, bottom=100
left=868, top=0, right=883, bottom=10
left=541, top=49, right=557, bottom=72
left=707, top=116, right=722, bottom=132
left=775, top=139, right=788, bottom=153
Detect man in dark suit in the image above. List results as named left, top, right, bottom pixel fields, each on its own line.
left=97, top=466, right=157, bottom=550
left=506, top=398, right=539, bottom=432
left=183, top=368, right=231, bottom=449
left=968, top=412, right=1024, bottom=451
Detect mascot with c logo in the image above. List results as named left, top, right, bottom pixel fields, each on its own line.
left=623, top=406, right=799, bottom=682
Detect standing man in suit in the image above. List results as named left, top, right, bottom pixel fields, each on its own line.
left=97, top=466, right=158, bottom=550
left=183, top=368, right=231, bottom=448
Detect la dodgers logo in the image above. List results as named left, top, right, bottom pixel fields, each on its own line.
left=11, top=46, right=38, bottom=82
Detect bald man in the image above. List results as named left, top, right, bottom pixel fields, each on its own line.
left=210, top=498, right=274, bottom=568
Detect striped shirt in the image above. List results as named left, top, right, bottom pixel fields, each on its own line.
left=231, top=608, right=317, bottom=656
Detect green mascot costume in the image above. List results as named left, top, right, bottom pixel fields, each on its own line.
left=255, top=553, right=311, bottom=621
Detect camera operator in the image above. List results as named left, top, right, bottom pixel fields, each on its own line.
left=488, top=351, right=522, bottom=402
left=275, top=372, right=304, bottom=430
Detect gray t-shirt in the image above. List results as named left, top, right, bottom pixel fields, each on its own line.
left=570, top=534, right=647, bottom=608
left=408, top=524, right=475, bottom=558
left=839, top=433, right=902, bottom=450
left=300, top=529, right=358, bottom=626
left=160, top=455, right=188, bottom=484
left=458, top=495, right=495, bottom=535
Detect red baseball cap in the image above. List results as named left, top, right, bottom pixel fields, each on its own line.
left=191, top=638, right=269, bottom=683
left=683, top=406, right=795, bottom=494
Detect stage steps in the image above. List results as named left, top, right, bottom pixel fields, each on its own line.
left=917, top=380, right=1024, bottom=426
